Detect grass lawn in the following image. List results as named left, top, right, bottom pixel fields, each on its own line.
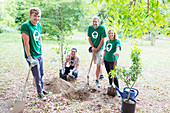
left=0, top=32, right=170, bottom=112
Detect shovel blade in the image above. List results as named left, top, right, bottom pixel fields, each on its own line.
left=13, top=100, right=26, bottom=113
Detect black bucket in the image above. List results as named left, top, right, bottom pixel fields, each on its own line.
left=121, top=98, right=136, bottom=113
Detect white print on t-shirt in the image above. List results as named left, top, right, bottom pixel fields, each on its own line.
left=106, top=43, right=112, bottom=52
left=92, top=31, right=98, bottom=39
left=33, top=30, right=40, bottom=41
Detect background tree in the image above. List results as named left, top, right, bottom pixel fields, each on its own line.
left=90, top=0, right=170, bottom=45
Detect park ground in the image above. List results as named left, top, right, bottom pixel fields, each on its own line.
left=0, top=32, right=170, bottom=113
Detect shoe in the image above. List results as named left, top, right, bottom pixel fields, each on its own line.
left=38, top=92, right=47, bottom=101
left=104, top=84, right=112, bottom=89
left=99, top=75, right=104, bottom=80
left=42, top=90, right=50, bottom=95
left=95, top=80, right=101, bottom=88
left=67, top=75, right=75, bottom=81
left=116, top=90, right=121, bottom=97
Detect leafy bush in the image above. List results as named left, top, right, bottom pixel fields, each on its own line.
left=110, top=46, right=142, bottom=100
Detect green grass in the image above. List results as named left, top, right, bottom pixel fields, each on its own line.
left=0, top=32, right=170, bottom=76
left=1, top=32, right=170, bottom=78
left=0, top=32, right=170, bottom=112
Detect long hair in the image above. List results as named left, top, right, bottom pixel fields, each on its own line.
left=108, top=30, right=118, bottom=40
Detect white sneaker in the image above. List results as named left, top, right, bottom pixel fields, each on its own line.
left=38, top=92, right=47, bottom=101
left=104, top=84, right=112, bottom=89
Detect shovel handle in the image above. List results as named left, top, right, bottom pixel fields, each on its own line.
left=87, top=54, right=95, bottom=86
left=20, top=66, right=32, bottom=100
left=113, top=55, right=119, bottom=70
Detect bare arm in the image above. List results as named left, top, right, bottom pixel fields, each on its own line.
left=40, top=38, right=42, bottom=44
left=102, top=51, right=106, bottom=65
left=88, top=37, right=94, bottom=47
left=73, top=57, right=80, bottom=71
left=22, top=32, right=31, bottom=57
left=113, top=46, right=121, bottom=56
left=73, top=64, right=79, bottom=71
left=96, top=38, right=105, bottom=51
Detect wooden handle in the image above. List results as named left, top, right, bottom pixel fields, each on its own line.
left=113, top=55, right=119, bottom=70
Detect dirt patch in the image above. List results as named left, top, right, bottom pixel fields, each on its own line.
left=44, top=77, right=91, bottom=101
left=44, top=77, right=117, bottom=102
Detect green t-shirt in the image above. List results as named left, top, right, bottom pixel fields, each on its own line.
left=71, top=57, right=74, bottom=66
left=21, top=20, right=42, bottom=58
left=87, top=25, right=107, bottom=49
left=104, top=39, right=121, bottom=62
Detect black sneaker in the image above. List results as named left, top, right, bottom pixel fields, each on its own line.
left=38, top=92, right=47, bottom=101
left=42, top=90, right=49, bottom=95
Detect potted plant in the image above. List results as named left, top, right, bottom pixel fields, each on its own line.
left=110, top=45, right=142, bottom=113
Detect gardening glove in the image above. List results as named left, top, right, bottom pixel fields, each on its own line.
left=68, top=69, right=73, bottom=76
left=27, top=56, right=37, bottom=67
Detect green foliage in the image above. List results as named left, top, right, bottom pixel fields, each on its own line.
left=41, top=0, right=84, bottom=36
left=92, top=0, right=170, bottom=44
left=9, top=0, right=86, bottom=67
left=110, top=46, right=142, bottom=88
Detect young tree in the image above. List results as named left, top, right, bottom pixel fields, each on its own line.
left=41, top=0, right=84, bottom=67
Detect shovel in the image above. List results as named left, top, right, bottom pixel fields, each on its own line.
left=87, top=54, right=95, bottom=86
left=13, top=66, right=32, bottom=113
left=107, top=55, right=119, bottom=96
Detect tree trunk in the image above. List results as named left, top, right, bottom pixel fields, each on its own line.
left=61, top=38, right=64, bottom=69
left=133, top=0, right=136, bottom=6
left=127, top=80, right=136, bottom=100
left=147, top=0, right=149, bottom=14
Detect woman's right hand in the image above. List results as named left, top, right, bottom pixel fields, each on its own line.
left=102, top=59, right=104, bottom=65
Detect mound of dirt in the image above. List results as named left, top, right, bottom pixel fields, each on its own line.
left=44, top=77, right=91, bottom=101
left=44, top=77, right=117, bottom=102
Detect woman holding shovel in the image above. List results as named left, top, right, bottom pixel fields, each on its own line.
left=102, top=30, right=121, bottom=94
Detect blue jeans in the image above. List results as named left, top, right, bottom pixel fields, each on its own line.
left=27, top=56, right=44, bottom=93
left=59, top=66, right=78, bottom=79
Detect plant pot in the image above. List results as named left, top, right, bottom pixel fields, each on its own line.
left=121, top=98, right=136, bottom=113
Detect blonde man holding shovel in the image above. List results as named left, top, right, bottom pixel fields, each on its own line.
left=21, top=7, right=49, bottom=100
left=88, top=16, right=107, bottom=87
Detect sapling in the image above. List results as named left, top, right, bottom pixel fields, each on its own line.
left=110, top=46, right=142, bottom=101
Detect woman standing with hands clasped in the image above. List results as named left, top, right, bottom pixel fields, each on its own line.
left=102, top=30, right=121, bottom=95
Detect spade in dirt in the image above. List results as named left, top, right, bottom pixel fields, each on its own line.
left=13, top=66, right=32, bottom=113
left=87, top=54, right=95, bottom=87
left=107, top=55, right=118, bottom=97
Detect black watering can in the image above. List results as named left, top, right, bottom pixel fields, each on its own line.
left=116, top=86, right=139, bottom=100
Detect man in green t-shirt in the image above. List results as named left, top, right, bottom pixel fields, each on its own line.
left=21, top=7, right=49, bottom=100
left=88, top=16, right=107, bottom=87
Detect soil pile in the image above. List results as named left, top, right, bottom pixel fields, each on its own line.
left=44, top=77, right=91, bottom=101
left=44, top=77, right=117, bottom=102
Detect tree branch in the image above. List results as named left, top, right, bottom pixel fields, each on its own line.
left=162, top=0, right=164, bottom=3
left=129, top=0, right=136, bottom=8
left=127, top=78, right=136, bottom=100
left=147, top=0, right=149, bottom=14
left=133, top=0, right=136, bottom=6
left=129, top=1, right=133, bottom=8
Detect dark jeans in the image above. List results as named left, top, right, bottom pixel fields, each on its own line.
left=59, top=66, right=78, bottom=79
left=104, top=60, right=119, bottom=88
left=27, top=56, right=44, bottom=93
